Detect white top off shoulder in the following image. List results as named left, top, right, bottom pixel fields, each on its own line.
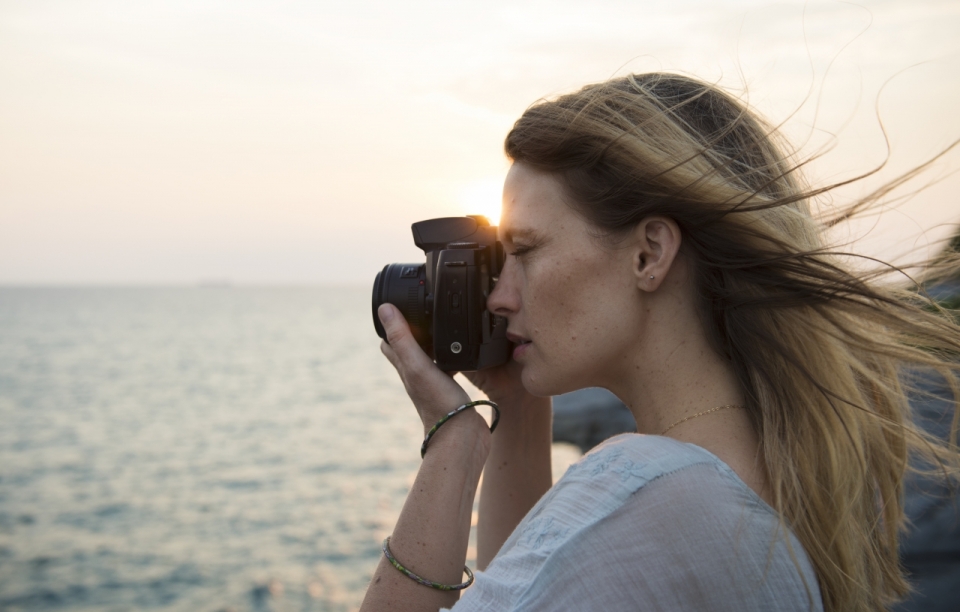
left=447, top=434, right=823, bottom=612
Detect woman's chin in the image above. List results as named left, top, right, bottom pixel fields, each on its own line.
left=521, top=368, right=568, bottom=398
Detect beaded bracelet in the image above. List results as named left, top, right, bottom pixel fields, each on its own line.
left=421, top=400, right=500, bottom=459
left=382, top=536, right=475, bottom=591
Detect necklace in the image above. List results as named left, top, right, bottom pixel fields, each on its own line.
left=659, top=404, right=744, bottom=436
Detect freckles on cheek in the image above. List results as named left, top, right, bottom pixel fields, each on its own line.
left=531, top=282, right=581, bottom=360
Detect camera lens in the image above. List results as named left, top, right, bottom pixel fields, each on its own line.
left=372, top=263, right=430, bottom=349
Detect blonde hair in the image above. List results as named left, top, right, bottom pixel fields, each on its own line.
left=505, top=73, right=960, bottom=612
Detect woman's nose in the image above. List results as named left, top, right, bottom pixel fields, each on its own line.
left=487, top=265, right=520, bottom=316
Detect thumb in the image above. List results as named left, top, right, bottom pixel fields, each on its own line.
left=378, top=303, right=431, bottom=370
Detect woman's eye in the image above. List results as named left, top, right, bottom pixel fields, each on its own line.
left=509, top=246, right=532, bottom=258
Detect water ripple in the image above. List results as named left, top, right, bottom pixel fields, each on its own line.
left=0, top=287, right=417, bottom=611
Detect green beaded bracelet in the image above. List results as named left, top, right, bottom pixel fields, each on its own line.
left=382, top=536, right=475, bottom=591
left=421, top=400, right=500, bottom=459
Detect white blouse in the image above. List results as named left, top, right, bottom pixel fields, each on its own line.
left=448, top=434, right=823, bottom=611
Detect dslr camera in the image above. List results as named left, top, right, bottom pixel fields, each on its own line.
left=372, top=215, right=511, bottom=372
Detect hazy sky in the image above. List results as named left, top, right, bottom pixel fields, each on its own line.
left=2, top=0, right=958, bottom=284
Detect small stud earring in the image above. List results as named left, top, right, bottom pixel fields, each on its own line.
left=649, top=275, right=655, bottom=280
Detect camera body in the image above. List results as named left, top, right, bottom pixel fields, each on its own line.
left=372, top=215, right=511, bottom=372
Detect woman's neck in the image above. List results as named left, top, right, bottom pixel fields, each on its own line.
left=608, top=291, right=771, bottom=505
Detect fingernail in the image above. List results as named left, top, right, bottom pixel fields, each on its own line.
left=379, top=304, right=395, bottom=323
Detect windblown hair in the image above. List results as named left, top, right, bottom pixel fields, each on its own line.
left=505, top=73, right=960, bottom=612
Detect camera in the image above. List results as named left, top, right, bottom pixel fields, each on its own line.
left=372, top=215, right=511, bottom=372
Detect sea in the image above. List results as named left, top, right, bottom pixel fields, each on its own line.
left=0, top=287, right=581, bottom=612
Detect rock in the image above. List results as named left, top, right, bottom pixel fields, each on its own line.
left=894, top=368, right=960, bottom=612
left=552, top=388, right=635, bottom=453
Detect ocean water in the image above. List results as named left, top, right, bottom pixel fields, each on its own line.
left=0, top=287, right=580, bottom=611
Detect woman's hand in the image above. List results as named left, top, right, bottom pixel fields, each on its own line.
left=378, top=303, right=472, bottom=433
left=462, top=355, right=533, bottom=407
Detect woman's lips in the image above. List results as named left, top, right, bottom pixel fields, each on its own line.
left=507, top=333, right=532, bottom=359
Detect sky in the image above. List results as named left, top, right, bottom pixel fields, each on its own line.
left=1, top=0, right=959, bottom=285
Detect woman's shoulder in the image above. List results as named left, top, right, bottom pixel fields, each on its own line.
left=500, top=458, right=822, bottom=611
left=453, top=434, right=822, bottom=611
left=503, top=434, right=767, bottom=555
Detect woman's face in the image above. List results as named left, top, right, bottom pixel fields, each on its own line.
left=489, top=163, right=646, bottom=397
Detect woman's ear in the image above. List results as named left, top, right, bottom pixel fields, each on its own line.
left=632, top=216, right=682, bottom=291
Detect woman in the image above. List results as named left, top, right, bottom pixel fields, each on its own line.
left=360, top=73, right=960, bottom=612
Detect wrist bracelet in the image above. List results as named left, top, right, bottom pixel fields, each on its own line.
left=382, top=536, right=475, bottom=591
left=421, top=400, right=500, bottom=459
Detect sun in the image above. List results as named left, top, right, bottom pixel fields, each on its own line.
left=457, top=176, right=504, bottom=226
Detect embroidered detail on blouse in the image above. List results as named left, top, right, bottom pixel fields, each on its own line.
left=571, top=447, right=624, bottom=477
left=518, top=516, right=571, bottom=551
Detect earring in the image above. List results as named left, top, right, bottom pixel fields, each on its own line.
left=649, top=275, right=655, bottom=280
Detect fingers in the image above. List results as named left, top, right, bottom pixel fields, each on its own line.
left=379, top=339, right=401, bottom=370
left=378, top=303, right=432, bottom=375
left=378, top=304, right=472, bottom=426
left=460, top=360, right=530, bottom=406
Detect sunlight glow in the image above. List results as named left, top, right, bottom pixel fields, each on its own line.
left=457, top=177, right=505, bottom=226
left=1, top=1, right=957, bottom=283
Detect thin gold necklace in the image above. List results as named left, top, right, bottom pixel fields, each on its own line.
left=659, top=404, right=744, bottom=436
